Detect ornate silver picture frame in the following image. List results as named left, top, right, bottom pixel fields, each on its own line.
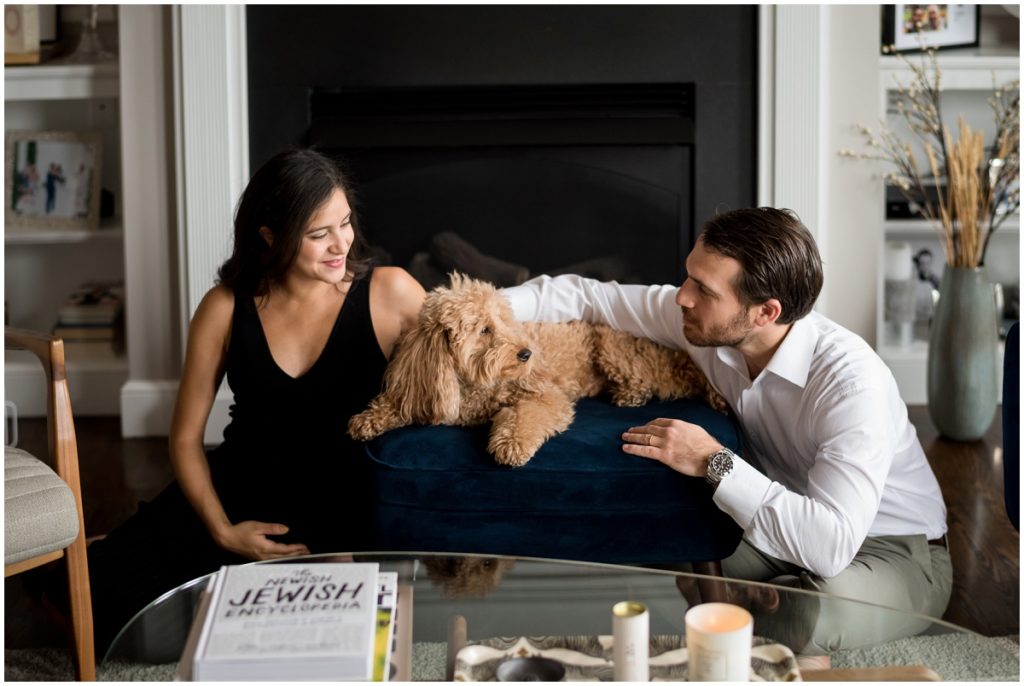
left=5, top=130, right=103, bottom=231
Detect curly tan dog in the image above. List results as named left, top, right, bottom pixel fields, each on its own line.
left=421, top=556, right=517, bottom=598
left=348, top=273, right=727, bottom=467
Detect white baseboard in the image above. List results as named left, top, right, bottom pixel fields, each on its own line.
left=5, top=353, right=128, bottom=416
left=120, top=380, right=232, bottom=441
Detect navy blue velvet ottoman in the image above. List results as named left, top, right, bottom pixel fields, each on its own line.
left=362, top=396, right=743, bottom=566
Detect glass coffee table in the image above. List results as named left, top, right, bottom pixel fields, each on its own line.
left=102, top=552, right=1018, bottom=681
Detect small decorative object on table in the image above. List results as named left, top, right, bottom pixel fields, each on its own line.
left=453, top=635, right=800, bottom=682
left=841, top=48, right=1020, bottom=441
left=685, top=602, right=754, bottom=682
left=612, top=601, right=649, bottom=682
left=496, top=657, right=566, bottom=682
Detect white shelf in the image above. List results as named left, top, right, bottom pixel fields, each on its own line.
left=4, top=62, right=119, bottom=100
left=5, top=220, right=124, bottom=245
left=884, top=216, right=1020, bottom=237
left=5, top=60, right=127, bottom=417
left=880, top=52, right=1019, bottom=90
left=879, top=339, right=930, bottom=361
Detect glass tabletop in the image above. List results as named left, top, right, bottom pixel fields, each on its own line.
left=102, top=552, right=1018, bottom=681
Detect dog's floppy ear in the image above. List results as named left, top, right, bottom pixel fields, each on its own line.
left=381, top=304, right=462, bottom=424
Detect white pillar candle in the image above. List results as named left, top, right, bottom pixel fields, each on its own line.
left=612, top=601, right=649, bottom=682
left=885, top=241, right=913, bottom=281
left=685, top=602, right=753, bottom=681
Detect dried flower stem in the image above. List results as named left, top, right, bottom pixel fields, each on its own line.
left=840, top=47, right=1020, bottom=268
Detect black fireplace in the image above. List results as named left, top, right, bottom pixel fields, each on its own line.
left=308, top=83, right=694, bottom=285
left=246, top=4, right=757, bottom=286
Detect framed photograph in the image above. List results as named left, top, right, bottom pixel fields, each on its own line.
left=882, top=4, right=981, bottom=53
left=5, top=131, right=103, bottom=231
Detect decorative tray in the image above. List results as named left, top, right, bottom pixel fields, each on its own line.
left=454, top=635, right=801, bottom=682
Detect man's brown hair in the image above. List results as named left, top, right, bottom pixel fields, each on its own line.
left=698, top=207, right=823, bottom=324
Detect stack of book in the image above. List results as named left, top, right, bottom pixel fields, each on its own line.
left=53, top=282, right=125, bottom=359
left=177, top=561, right=405, bottom=682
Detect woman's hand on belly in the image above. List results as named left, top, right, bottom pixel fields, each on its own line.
left=214, top=520, right=310, bottom=560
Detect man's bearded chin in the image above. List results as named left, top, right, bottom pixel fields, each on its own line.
left=683, top=309, right=754, bottom=348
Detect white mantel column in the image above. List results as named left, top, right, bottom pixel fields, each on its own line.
left=174, top=5, right=249, bottom=444
left=765, top=4, right=831, bottom=312
left=175, top=4, right=249, bottom=325
left=758, top=5, right=879, bottom=341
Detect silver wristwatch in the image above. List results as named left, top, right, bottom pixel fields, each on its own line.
left=704, top=448, right=736, bottom=487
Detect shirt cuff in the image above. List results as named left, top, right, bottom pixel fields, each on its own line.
left=501, top=276, right=548, bottom=321
left=712, top=455, right=772, bottom=530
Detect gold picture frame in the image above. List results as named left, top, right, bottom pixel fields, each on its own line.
left=5, top=130, right=103, bottom=231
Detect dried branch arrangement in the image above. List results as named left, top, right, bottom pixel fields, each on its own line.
left=841, top=49, right=1020, bottom=267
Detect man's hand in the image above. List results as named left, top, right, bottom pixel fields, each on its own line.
left=621, top=418, right=723, bottom=477
left=213, top=521, right=310, bottom=561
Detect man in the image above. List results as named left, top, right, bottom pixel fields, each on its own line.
left=502, top=207, right=952, bottom=651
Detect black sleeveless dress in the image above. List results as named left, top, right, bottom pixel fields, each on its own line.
left=86, top=269, right=387, bottom=655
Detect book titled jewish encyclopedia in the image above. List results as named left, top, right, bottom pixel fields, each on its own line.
left=190, top=562, right=380, bottom=681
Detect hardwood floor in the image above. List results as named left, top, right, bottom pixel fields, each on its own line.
left=4, top=407, right=1019, bottom=649
left=908, top=406, right=1020, bottom=636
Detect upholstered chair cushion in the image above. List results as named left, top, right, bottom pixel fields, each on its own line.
left=363, top=397, right=743, bottom=565
left=4, top=447, right=80, bottom=566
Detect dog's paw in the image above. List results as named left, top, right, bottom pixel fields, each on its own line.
left=489, top=433, right=538, bottom=468
left=347, top=411, right=388, bottom=441
left=610, top=386, right=653, bottom=407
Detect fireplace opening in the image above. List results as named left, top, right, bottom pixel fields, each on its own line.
left=308, top=83, right=695, bottom=288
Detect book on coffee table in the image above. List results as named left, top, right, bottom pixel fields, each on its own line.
left=373, top=571, right=398, bottom=681
left=186, top=562, right=379, bottom=681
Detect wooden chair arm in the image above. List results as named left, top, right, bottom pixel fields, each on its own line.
left=4, top=326, right=81, bottom=502
left=5, top=326, right=67, bottom=382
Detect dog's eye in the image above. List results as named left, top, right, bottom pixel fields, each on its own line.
left=481, top=326, right=491, bottom=335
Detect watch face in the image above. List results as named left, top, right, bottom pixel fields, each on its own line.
left=711, top=451, right=734, bottom=479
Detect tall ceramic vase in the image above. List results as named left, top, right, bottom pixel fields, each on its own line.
left=926, top=266, right=999, bottom=441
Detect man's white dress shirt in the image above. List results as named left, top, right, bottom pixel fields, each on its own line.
left=503, top=274, right=948, bottom=578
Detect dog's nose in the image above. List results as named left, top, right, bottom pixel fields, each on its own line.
left=517, top=348, right=532, bottom=362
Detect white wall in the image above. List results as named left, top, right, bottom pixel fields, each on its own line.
left=118, top=5, right=183, bottom=437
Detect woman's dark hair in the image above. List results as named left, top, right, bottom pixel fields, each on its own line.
left=217, top=147, right=371, bottom=297
left=698, top=207, right=823, bottom=324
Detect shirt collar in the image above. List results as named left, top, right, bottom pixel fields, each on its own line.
left=762, top=316, right=816, bottom=388
left=714, top=315, right=817, bottom=388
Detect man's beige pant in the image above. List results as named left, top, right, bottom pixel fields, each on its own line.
left=722, top=534, right=954, bottom=653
